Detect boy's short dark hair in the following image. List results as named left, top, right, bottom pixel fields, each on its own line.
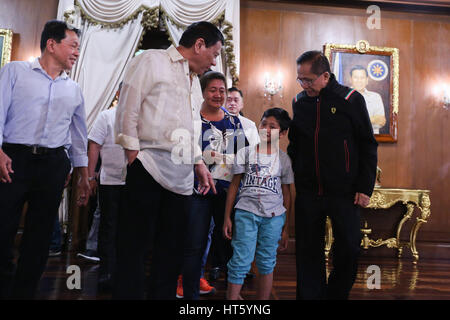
left=200, top=71, right=226, bottom=92
left=228, top=87, right=243, bottom=98
left=261, top=108, right=291, bottom=132
left=179, top=21, right=224, bottom=48
left=296, top=50, right=331, bottom=76
left=40, top=20, right=81, bottom=52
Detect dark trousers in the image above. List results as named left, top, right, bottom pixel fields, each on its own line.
left=98, top=184, right=123, bottom=278
left=295, top=193, right=361, bottom=300
left=49, top=214, right=62, bottom=251
left=209, top=197, right=233, bottom=272
left=112, top=159, right=190, bottom=300
left=0, top=146, right=70, bottom=299
left=182, top=193, right=227, bottom=300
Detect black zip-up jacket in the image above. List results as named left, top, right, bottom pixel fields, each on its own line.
left=287, top=74, right=378, bottom=197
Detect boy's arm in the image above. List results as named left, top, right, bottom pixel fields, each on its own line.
left=223, top=173, right=242, bottom=240
left=279, top=183, right=292, bottom=251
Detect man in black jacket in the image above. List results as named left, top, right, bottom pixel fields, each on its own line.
left=287, top=51, right=378, bottom=300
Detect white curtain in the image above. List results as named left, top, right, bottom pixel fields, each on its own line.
left=76, top=0, right=157, bottom=23
left=57, top=0, right=240, bottom=125
left=161, top=0, right=240, bottom=87
left=71, top=17, right=145, bottom=129
left=57, top=1, right=158, bottom=131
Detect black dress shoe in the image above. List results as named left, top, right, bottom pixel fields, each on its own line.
left=98, top=274, right=113, bottom=292
left=209, top=267, right=221, bottom=281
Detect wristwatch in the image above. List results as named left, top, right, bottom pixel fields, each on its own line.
left=88, top=176, right=96, bottom=181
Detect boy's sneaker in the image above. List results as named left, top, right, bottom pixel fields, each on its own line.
left=176, top=275, right=183, bottom=299
left=77, top=250, right=100, bottom=262
left=199, top=277, right=216, bottom=295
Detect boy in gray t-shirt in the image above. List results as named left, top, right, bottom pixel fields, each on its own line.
left=223, top=108, right=294, bottom=300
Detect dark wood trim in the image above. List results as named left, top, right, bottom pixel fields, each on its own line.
left=249, top=0, right=450, bottom=15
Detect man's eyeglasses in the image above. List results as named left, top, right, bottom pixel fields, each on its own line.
left=296, top=72, right=325, bottom=86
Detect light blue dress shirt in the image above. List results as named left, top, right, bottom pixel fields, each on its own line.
left=0, top=58, right=88, bottom=167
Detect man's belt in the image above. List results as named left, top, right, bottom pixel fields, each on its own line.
left=2, top=143, right=65, bottom=155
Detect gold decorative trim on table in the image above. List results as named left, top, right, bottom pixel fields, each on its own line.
left=325, top=187, right=431, bottom=264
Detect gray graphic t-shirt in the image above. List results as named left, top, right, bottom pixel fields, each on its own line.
left=232, top=147, right=294, bottom=218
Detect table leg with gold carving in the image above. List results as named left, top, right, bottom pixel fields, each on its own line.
left=410, top=193, right=431, bottom=264
left=396, top=203, right=415, bottom=258
left=325, top=216, right=333, bottom=261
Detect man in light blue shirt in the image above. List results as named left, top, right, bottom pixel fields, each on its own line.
left=0, top=20, right=90, bottom=299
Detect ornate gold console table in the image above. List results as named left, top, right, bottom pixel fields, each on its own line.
left=325, top=188, right=431, bottom=264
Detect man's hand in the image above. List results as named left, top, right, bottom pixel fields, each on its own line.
left=194, top=162, right=216, bottom=195
left=354, top=192, right=371, bottom=207
left=64, top=173, right=72, bottom=188
left=125, top=149, right=139, bottom=165
left=0, top=149, right=14, bottom=183
left=371, top=115, right=386, bottom=127
left=89, top=178, right=98, bottom=196
left=76, top=168, right=91, bottom=207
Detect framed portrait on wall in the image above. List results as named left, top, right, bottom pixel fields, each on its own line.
left=1, top=28, right=13, bottom=69
left=324, top=40, right=399, bottom=143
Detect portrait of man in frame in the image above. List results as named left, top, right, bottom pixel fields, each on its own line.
left=324, top=40, right=399, bottom=143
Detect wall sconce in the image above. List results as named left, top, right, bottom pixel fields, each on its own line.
left=264, top=72, right=283, bottom=100
left=444, top=91, right=450, bottom=110
left=433, top=83, right=450, bottom=110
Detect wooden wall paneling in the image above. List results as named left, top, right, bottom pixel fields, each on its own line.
left=366, top=17, right=415, bottom=190
left=411, top=20, right=450, bottom=238
left=440, top=23, right=450, bottom=231
left=0, top=0, right=59, bottom=62
left=240, top=8, right=282, bottom=124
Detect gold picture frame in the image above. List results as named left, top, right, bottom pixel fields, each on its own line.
left=0, top=28, right=13, bottom=68
left=324, top=40, right=399, bottom=143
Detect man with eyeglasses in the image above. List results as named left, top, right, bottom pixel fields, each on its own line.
left=287, top=51, right=378, bottom=300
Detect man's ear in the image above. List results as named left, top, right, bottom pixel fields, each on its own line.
left=194, top=38, right=205, bottom=54
left=45, top=38, right=56, bottom=53
left=323, top=71, right=330, bottom=81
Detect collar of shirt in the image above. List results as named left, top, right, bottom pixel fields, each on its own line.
left=30, top=58, right=69, bottom=80
left=166, top=45, right=198, bottom=79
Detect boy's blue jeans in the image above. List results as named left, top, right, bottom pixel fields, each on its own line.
left=227, top=209, right=285, bottom=285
